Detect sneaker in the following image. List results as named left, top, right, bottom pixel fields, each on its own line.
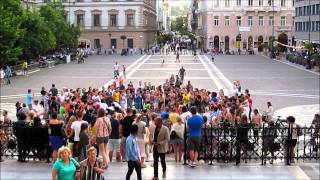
left=162, top=172, right=166, bottom=179
left=190, top=162, right=196, bottom=167
left=141, top=164, right=147, bottom=168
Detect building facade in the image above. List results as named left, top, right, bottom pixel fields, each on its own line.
left=200, top=0, right=295, bottom=52
left=37, top=0, right=157, bottom=51
left=294, top=0, right=320, bottom=44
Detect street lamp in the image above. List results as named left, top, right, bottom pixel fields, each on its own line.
left=271, top=0, right=275, bottom=59
left=306, top=0, right=312, bottom=69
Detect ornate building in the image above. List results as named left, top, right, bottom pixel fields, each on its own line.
left=36, top=0, right=157, bottom=51
left=200, top=0, right=295, bottom=52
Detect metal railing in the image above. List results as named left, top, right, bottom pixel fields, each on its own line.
left=0, top=123, right=51, bottom=162
left=183, top=123, right=320, bottom=165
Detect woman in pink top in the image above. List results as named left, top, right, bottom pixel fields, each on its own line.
left=95, top=108, right=112, bottom=168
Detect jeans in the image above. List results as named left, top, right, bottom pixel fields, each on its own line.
left=79, top=145, right=88, bottom=161
left=153, top=148, right=166, bottom=177
left=126, top=160, right=142, bottom=180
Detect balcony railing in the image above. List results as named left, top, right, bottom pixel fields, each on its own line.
left=242, top=5, right=281, bottom=12
left=78, top=25, right=156, bottom=31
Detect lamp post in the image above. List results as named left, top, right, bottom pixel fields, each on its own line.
left=306, top=0, right=312, bottom=69
left=271, top=0, right=275, bottom=59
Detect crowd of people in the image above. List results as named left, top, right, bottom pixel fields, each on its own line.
left=1, top=70, right=320, bottom=179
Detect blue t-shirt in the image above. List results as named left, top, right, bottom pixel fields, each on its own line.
left=25, top=93, right=33, bottom=105
left=187, top=115, right=203, bottom=137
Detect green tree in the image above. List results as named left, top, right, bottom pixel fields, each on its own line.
left=0, top=0, right=25, bottom=64
left=40, top=2, right=80, bottom=50
left=19, top=11, right=56, bottom=60
left=171, top=16, right=187, bottom=34
left=277, top=33, right=288, bottom=52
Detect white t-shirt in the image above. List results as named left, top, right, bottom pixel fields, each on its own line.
left=114, top=64, right=119, bottom=71
left=180, top=111, right=192, bottom=123
left=71, top=120, right=88, bottom=141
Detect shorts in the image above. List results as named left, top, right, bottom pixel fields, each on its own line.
left=96, top=136, right=109, bottom=144
left=49, top=136, right=63, bottom=150
left=187, top=136, right=201, bottom=152
left=108, top=139, right=121, bottom=151
left=137, top=138, right=146, bottom=158
left=171, top=138, right=184, bottom=145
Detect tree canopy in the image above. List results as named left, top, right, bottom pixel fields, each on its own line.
left=0, top=1, right=80, bottom=65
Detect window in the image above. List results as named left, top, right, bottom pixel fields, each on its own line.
left=280, top=16, right=286, bottom=26
left=126, top=14, right=134, bottom=26
left=280, top=0, right=285, bottom=7
left=225, top=16, right=230, bottom=26
left=94, top=39, right=100, bottom=49
left=269, top=16, right=274, bottom=26
left=248, top=16, right=253, bottom=26
left=317, top=4, right=320, bottom=15
left=237, top=16, right=241, bottom=26
left=303, top=6, right=306, bottom=16
left=259, top=0, right=263, bottom=6
left=312, top=5, right=316, bottom=15
left=110, top=14, right=117, bottom=27
left=214, top=16, right=219, bottom=26
left=127, top=39, right=133, bottom=48
left=93, top=14, right=100, bottom=27
left=259, top=16, right=263, bottom=26
left=76, top=14, right=84, bottom=27
left=225, top=0, right=230, bottom=7
left=111, top=39, right=117, bottom=49
left=236, top=0, right=241, bottom=6
left=311, top=21, right=316, bottom=31
left=214, top=0, right=219, bottom=7
left=268, top=0, right=274, bottom=6
left=248, top=0, right=253, bottom=6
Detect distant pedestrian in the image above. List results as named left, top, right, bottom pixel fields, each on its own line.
left=22, top=61, right=28, bottom=75
left=125, top=124, right=142, bottom=180
left=25, top=89, right=34, bottom=110
left=5, top=66, right=12, bottom=85
left=176, top=51, right=180, bottom=63
left=0, top=67, right=4, bottom=86
left=122, top=65, right=126, bottom=79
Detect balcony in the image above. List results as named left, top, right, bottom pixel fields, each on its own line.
left=243, top=5, right=281, bottom=12
left=79, top=25, right=156, bottom=31
left=275, top=26, right=292, bottom=32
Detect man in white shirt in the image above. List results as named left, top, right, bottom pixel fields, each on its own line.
left=180, top=106, right=192, bottom=123
left=69, top=111, right=88, bottom=156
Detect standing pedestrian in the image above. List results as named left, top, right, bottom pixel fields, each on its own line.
left=187, top=106, right=203, bottom=167
left=22, top=61, right=28, bottom=75
left=0, top=67, right=4, bottom=86
left=125, top=124, right=142, bottom=180
left=5, top=66, right=12, bottom=85
left=95, top=108, right=112, bottom=168
left=176, top=51, right=180, bottom=63
left=151, top=117, right=170, bottom=179
left=114, top=62, right=119, bottom=78
left=132, top=114, right=147, bottom=168
left=25, top=89, right=34, bottom=110
left=122, top=65, right=126, bottom=79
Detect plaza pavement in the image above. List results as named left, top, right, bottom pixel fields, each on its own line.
left=1, top=159, right=319, bottom=180
left=0, top=52, right=319, bottom=124
left=0, top=52, right=320, bottom=179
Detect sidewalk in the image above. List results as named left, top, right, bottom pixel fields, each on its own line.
left=1, top=159, right=317, bottom=180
